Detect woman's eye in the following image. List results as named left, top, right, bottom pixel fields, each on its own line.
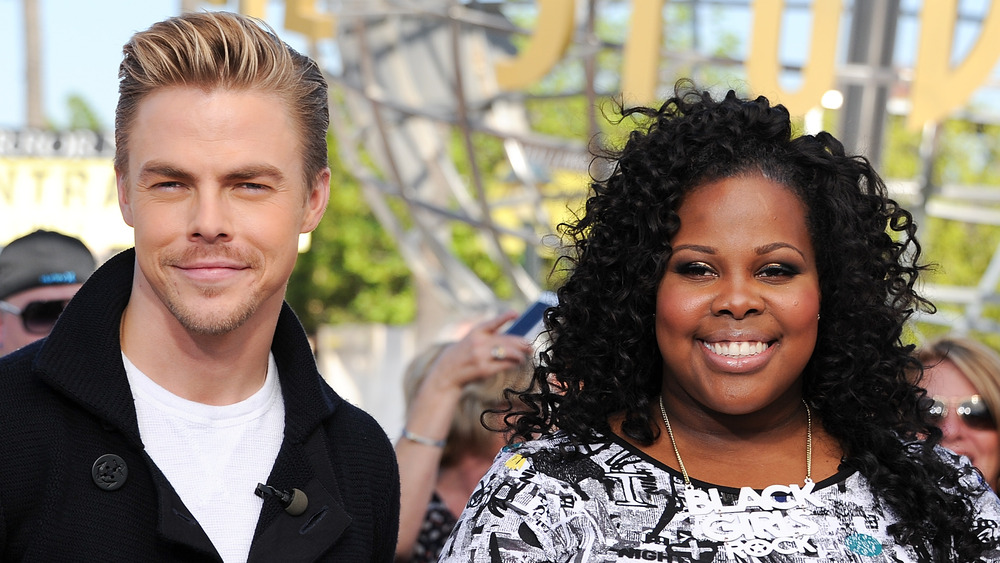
left=758, top=263, right=799, bottom=278
left=676, top=262, right=716, bottom=277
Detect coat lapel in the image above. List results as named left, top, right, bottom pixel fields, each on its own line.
left=248, top=430, right=352, bottom=562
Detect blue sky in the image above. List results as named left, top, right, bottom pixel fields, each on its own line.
left=0, top=0, right=310, bottom=131
left=2, top=0, right=999, bottom=131
left=1, top=1, right=179, bottom=130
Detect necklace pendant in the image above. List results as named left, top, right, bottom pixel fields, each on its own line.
left=658, top=396, right=815, bottom=487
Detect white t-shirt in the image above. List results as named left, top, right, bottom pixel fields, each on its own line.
left=440, top=429, right=1000, bottom=562
left=123, top=353, right=285, bottom=563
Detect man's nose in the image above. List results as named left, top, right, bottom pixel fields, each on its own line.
left=189, top=189, right=232, bottom=242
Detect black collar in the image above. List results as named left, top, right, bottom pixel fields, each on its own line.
left=33, top=248, right=340, bottom=447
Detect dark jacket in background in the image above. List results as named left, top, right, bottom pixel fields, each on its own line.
left=0, top=249, right=399, bottom=562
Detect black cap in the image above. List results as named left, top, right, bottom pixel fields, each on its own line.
left=0, top=230, right=97, bottom=300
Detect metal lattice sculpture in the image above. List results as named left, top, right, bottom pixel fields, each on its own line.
left=323, top=0, right=1000, bottom=335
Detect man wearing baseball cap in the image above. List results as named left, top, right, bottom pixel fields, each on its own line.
left=0, top=230, right=96, bottom=355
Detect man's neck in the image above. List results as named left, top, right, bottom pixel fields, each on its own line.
left=119, top=290, right=280, bottom=407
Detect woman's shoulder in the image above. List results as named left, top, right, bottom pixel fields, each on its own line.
left=900, top=439, right=997, bottom=493
left=930, top=442, right=1000, bottom=498
left=476, top=429, right=630, bottom=490
left=501, top=429, right=613, bottom=455
left=496, top=429, right=622, bottom=463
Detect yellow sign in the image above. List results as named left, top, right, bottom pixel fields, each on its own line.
left=0, top=157, right=132, bottom=255
left=747, top=0, right=842, bottom=119
left=486, top=0, right=999, bottom=128
left=911, top=0, right=1000, bottom=129
left=197, top=0, right=1000, bottom=129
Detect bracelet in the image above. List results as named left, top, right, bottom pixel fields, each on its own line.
left=401, top=428, right=446, bottom=448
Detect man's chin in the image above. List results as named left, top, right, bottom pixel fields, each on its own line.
left=168, top=302, right=258, bottom=336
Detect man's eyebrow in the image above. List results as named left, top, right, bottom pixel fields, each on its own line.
left=136, top=163, right=286, bottom=184
left=137, top=162, right=194, bottom=184
left=223, top=165, right=285, bottom=183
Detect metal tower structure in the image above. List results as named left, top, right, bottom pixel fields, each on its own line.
left=320, top=0, right=1000, bottom=337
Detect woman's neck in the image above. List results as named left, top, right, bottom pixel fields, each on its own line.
left=610, top=403, right=844, bottom=489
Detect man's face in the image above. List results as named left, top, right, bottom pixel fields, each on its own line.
left=116, top=86, right=329, bottom=336
left=0, top=284, right=82, bottom=354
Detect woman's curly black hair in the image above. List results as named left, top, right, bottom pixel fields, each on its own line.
left=503, top=82, right=995, bottom=561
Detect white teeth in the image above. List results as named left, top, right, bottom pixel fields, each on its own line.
left=707, top=341, right=768, bottom=358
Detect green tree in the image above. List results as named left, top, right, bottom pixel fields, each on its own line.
left=66, top=93, right=103, bottom=131
left=881, top=114, right=1000, bottom=344
left=285, top=135, right=415, bottom=334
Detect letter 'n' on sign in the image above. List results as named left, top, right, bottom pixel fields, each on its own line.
left=495, top=0, right=576, bottom=91
left=909, top=1, right=1000, bottom=129
left=621, top=0, right=666, bottom=105
left=747, top=0, right=842, bottom=117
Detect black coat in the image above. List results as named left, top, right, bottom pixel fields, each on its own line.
left=0, top=249, right=399, bottom=561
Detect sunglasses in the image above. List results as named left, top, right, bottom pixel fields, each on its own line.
left=927, top=394, right=995, bottom=430
left=0, top=299, right=70, bottom=334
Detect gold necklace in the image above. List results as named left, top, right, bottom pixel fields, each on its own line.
left=658, top=396, right=813, bottom=490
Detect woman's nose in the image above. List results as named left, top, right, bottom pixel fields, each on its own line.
left=711, top=278, right=764, bottom=320
left=939, top=412, right=963, bottom=440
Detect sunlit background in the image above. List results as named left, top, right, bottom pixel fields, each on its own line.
left=3, top=0, right=1000, bottom=433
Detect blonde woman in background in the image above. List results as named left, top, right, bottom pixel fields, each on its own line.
left=395, top=312, right=533, bottom=562
left=919, top=336, right=1000, bottom=491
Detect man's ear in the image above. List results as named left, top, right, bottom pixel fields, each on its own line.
left=116, top=168, right=135, bottom=227
left=301, top=168, right=331, bottom=233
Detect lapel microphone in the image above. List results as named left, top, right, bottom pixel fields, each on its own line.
left=255, top=483, right=309, bottom=516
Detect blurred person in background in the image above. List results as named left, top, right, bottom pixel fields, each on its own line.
left=0, top=229, right=96, bottom=355
left=395, top=311, right=533, bottom=562
left=918, top=335, right=1000, bottom=491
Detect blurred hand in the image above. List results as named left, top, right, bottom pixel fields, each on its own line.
left=424, top=311, right=532, bottom=394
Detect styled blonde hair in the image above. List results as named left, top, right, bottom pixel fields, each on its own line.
left=918, top=336, right=1000, bottom=422
left=403, top=343, right=534, bottom=468
left=115, top=11, right=329, bottom=187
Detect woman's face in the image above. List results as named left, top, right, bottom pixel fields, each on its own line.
left=922, top=359, right=1000, bottom=488
left=655, top=173, right=821, bottom=415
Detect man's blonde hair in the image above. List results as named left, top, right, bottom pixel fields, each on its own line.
left=115, top=11, right=329, bottom=187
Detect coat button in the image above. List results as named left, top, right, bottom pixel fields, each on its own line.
left=92, top=454, right=128, bottom=491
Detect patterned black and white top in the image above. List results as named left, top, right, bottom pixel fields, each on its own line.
left=439, top=430, right=1000, bottom=562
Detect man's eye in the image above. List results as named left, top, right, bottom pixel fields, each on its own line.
left=152, top=181, right=184, bottom=189
left=239, top=183, right=269, bottom=190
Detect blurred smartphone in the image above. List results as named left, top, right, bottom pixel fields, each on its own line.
left=504, top=291, right=558, bottom=338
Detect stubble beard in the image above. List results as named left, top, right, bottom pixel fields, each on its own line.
left=158, top=247, right=265, bottom=336
left=165, top=292, right=260, bottom=336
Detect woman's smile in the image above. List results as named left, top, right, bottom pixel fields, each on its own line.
left=656, top=173, right=821, bottom=415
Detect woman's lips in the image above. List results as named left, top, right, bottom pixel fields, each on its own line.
left=699, top=339, right=776, bottom=372
left=704, top=340, right=769, bottom=358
